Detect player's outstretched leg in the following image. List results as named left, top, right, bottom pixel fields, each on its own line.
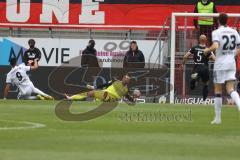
left=212, top=94, right=222, bottom=124
left=64, top=92, right=88, bottom=101
left=202, top=68, right=210, bottom=103
left=202, top=84, right=209, bottom=101
left=212, top=84, right=223, bottom=125
left=226, top=81, right=240, bottom=111
left=190, top=79, right=196, bottom=90
left=33, top=87, right=54, bottom=100
left=190, top=73, right=198, bottom=90
left=64, top=90, right=109, bottom=102
left=229, top=91, right=240, bottom=111
left=25, top=96, right=41, bottom=100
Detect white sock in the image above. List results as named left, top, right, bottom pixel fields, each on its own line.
left=33, top=87, right=49, bottom=97
left=230, top=91, right=240, bottom=110
left=214, top=97, right=222, bottom=121
left=25, top=96, right=38, bottom=100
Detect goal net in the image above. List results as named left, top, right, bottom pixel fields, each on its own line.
left=170, top=13, right=240, bottom=104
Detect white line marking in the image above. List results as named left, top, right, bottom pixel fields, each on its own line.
left=0, top=23, right=165, bottom=29
left=0, top=120, right=46, bottom=130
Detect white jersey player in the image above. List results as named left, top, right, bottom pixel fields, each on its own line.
left=204, top=13, right=240, bottom=124
left=3, top=58, right=53, bottom=100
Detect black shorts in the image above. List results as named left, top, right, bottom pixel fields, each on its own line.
left=192, top=64, right=210, bottom=82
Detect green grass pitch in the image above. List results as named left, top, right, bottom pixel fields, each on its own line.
left=0, top=100, right=240, bottom=160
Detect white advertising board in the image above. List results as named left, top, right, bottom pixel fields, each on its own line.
left=0, top=37, right=161, bottom=67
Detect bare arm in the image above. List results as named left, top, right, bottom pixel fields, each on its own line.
left=3, top=84, right=10, bottom=99
left=204, top=42, right=219, bottom=55
left=209, top=53, right=216, bottom=61
left=30, top=59, right=39, bottom=70
left=237, top=49, right=240, bottom=56
left=183, top=52, right=191, bottom=65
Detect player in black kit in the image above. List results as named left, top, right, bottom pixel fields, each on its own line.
left=23, top=39, right=41, bottom=66
left=182, top=35, right=216, bottom=101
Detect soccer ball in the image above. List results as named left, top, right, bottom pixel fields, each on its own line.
left=27, top=60, right=34, bottom=65
left=133, top=89, right=141, bottom=98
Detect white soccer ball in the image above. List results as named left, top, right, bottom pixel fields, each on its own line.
left=133, top=89, right=141, bottom=98
left=28, top=60, right=34, bottom=65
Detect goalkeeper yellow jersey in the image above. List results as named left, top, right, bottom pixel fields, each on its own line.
left=105, top=80, right=129, bottom=99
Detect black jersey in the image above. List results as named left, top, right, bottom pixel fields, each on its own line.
left=188, top=45, right=213, bottom=65
left=23, top=47, right=41, bottom=66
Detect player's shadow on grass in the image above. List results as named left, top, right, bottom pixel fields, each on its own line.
left=55, top=100, right=118, bottom=121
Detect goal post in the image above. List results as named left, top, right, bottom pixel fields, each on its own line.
left=170, top=13, right=240, bottom=104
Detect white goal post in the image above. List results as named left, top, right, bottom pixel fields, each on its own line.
left=170, top=12, right=240, bottom=104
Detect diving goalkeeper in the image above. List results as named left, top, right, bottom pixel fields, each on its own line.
left=64, top=75, right=137, bottom=103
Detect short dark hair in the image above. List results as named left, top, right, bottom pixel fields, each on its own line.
left=28, top=39, right=35, bottom=45
left=130, top=41, right=137, bottom=45
left=219, top=13, right=228, bottom=26
left=89, top=39, right=95, bottom=45
left=9, top=58, right=17, bottom=66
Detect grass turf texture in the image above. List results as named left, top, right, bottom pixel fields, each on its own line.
left=0, top=100, right=240, bottom=160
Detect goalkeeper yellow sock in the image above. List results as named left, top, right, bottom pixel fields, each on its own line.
left=71, top=92, right=88, bottom=101
left=37, top=95, right=45, bottom=100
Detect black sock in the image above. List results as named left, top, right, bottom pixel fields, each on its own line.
left=202, top=85, right=209, bottom=101
left=190, top=79, right=196, bottom=90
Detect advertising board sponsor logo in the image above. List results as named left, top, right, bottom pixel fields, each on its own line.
left=0, top=38, right=161, bottom=67
left=175, top=97, right=214, bottom=105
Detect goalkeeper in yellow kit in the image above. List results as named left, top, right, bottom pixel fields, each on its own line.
left=64, top=75, right=136, bottom=103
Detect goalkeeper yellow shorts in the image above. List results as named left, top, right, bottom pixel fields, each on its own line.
left=94, top=90, right=118, bottom=102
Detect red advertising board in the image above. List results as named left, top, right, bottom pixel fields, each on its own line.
left=0, top=0, right=239, bottom=29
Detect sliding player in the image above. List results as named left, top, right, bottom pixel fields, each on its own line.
left=204, top=13, right=240, bottom=124
left=64, top=75, right=137, bottom=103
left=3, top=58, right=54, bottom=100
left=182, top=35, right=216, bottom=102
